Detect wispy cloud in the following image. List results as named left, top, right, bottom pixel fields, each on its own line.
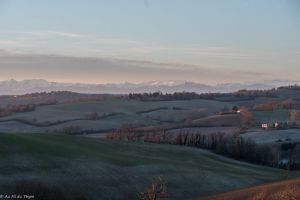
left=0, top=29, right=297, bottom=73
left=233, top=70, right=270, bottom=77
left=127, top=46, right=256, bottom=58
left=8, top=30, right=143, bottom=45
left=0, top=39, right=32, bottom=48
left=0, top=39, right=21, bottom=46
left=17, top=30, right=84, bottom=38
left=178, top=47, right=256, bottom=58
left=94, top=38, right=143, bottom=45
left=0, top=30, right=257, bottom=59
left=127, top=46, right=169, bottom=54
left=0, top=53, right=274, bottom=84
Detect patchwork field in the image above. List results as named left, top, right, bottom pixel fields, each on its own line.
left=0, top=133, right=295, bottom=200
left=0, top=99, right=233, bottom=133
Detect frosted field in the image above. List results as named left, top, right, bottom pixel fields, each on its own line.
left=242, top=129, right=300, bottom=144
left=0, top=99, right=233, bottom=133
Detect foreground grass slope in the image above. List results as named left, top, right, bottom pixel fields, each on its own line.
left=198, top=178, right=300, bottom=200
left=0, top=133, right=297, bottom=199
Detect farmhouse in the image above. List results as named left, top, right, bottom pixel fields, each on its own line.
left=261, top=123, right=268, bottom=129
left=260, top=121, right=290, bottom=130
left=219, top=109, right=241, bottom=115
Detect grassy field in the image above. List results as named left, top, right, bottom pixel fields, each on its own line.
left=230, top=97, right=281, bottom=107
left=0, top=99, right=233, bottom=132
left=141, top=109, right=208, bottom=123
left=253, top=109, right=291, bottom=124
left=167, top=127, right=240, bottom=135
left=0, top=133, right=297, bottom=200
left=191, top=114, right=240, bottom=127
left=242, top=129, right=300, bottom=144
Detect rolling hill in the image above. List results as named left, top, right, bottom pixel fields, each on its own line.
left=0, top=133, right=296, bottom=200
left=0, top=99, right=233, bottom=133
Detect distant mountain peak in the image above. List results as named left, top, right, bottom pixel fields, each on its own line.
left=0, top=79, right=298, bottom=95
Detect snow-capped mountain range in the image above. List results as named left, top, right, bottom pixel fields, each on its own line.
left=0, top=79, right=298, bottom=95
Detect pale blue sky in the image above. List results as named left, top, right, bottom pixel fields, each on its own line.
left=0, top=0, right=299, bottom=83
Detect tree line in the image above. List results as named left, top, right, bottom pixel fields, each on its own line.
left=128, top=89, right=277, bottom=101
left=253, top=99, right=300, bottom=111
left=107, top=127, right=300, bottom=170
left=0, top=104, right=36, bottom=117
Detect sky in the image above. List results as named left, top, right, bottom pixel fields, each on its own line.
left=0, top=0, right=299, bottom=84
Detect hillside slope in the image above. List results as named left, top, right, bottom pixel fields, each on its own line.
left=198, top=178, right=300, bottom=200
left=0, top=133, right=297, bottom=199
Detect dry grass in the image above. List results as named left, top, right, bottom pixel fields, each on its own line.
left=198, top=178, right=300, bottom=200
left=250, top=189, right=267, bottom=200
left=270, top=184, right=300, bottom=200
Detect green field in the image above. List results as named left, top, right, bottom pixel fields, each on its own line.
left=0, top=133, right=296, bottom=200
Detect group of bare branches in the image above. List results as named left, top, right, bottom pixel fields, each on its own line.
left=290, top=109, right=299, bottom=127
left=0, top=103, right=36, bottom=117
left=253, top=99, right=300, bottom=111
left=138, top=177, right=168, bottom=200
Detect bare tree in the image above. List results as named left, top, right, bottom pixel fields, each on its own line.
left=290, top=109, right=299, bottom=127
left=239, top=107, right=253, bottom=129
left=138, top=177, right=169, bottom=200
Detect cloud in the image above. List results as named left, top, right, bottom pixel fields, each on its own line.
left=10, top=30, right=144, bottom=45
left=0, top=53, right=276, bottom=84
left=0, top=39, right=23, bottom=46
left=0, top=30, right=258, bottom=60
left=174, top=47, right=256, bottom=58
left=0, top=30, right=298, bottom=74
left=94, top=38, right=143, bottom=45
left=14, top=30, right=84, bottom=38
left=126, top=45, right=256, bottom=59
left=0, top=49, right=10, bottom=56
left=233, top=70, right=270, bottom=76
left=127, top=46, right=169, bottom=53
left=5, top=30, right=255, bottom=59
left=0, top=39, right=33, bottom=51
left=119, top=58, right=202, bottom=70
